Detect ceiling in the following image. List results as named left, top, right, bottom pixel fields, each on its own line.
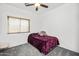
left=5, top=3, right=64, bottom=14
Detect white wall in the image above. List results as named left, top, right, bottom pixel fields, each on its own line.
left=40, top=3, right=79, bottom=53
left=0, top=4, right=3, bottom=34
left=0, top=4, right=41, bottom=47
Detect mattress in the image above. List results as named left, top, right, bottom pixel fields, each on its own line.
left=28, top=33, right=59, bottom=55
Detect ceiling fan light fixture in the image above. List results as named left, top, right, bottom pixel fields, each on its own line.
left=25, top=3, right=48, bottom=11
left=34, top=3, right=40, bottom=7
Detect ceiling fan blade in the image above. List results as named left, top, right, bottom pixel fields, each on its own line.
left=36, top=7, right=38, bottom=11
left=40, top=4, right=48, bottom=8
left=25, top=3, right=34, bottom=6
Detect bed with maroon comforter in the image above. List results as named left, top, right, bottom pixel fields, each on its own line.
left=28, top=33, right=59, bottom=55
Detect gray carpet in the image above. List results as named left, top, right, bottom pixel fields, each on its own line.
left=0, top=43, right=79, bottom=56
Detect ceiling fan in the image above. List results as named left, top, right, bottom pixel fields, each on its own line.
left=25, top=3, right=48, bottom=11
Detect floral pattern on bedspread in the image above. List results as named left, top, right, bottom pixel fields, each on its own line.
left=28, top=33, right=59, bottom=55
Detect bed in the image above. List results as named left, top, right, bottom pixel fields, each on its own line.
left=28, top=33, right=59, bottom=55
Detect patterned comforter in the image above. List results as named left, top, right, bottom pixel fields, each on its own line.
left=28, top=33, right=59, bottom=55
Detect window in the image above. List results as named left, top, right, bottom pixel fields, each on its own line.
left=7, top=16, right=30, bottom=34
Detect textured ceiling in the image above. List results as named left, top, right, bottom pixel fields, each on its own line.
left=5, top=3, right=64, bottom=14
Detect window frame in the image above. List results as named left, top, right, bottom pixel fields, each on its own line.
left=7, top=16, right=30, bottom=34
